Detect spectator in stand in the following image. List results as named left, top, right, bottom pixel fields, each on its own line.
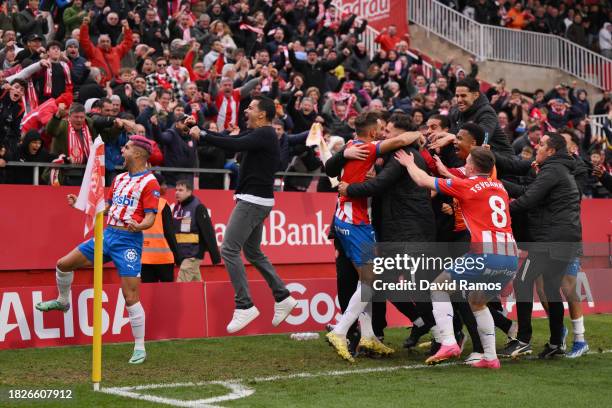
left=505, top=2, right=535, bottom=30
left=374, top=25, right=408, bottom=52
left=63, top=0, right=86, bottom=39
left=80, top=14, right=133, bottom=85
left=513, top=125, right=541, bottom=156
left=566, top=14, right=588, bottom=48
left=288, top=43, right=350, bottom=93
left=4, top=130, right=56, bottom=184
left=473, top=0, right=499, bottom=25
left=599, top=23, right=612, bottom=59
left=155, top=113, right=199, bottom=186
left=14, top=0, right=48, bottom=42
left=146, top=57, right=183, bottom=100
left=0, top=79, right=26, bottom=156
left=449, top=77, right=514, bottom=157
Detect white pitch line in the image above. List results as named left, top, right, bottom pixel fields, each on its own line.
left=100, top=349, right=612, bottom=407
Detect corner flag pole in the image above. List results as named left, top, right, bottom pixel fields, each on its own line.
left=92, top=211, right=103, bottom=390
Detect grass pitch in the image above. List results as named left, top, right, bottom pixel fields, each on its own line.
left=1, top=314, right=612, bottom=407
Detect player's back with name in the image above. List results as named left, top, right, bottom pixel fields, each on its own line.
left=467, top=178, right=505, bottom=194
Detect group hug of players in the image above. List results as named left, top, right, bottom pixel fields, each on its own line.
left=324, top=101, right=586, bottom=369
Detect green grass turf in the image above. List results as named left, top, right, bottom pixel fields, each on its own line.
left=1, top=314, right=612, bottom=407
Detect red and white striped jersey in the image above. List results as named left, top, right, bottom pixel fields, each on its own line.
left=106, top=171, right=160, bottom=227
left=435, top=175, right=517, bottom=256
left=215, top=89, right=241, bottom=131
left=335, top=139, right=380, bottom=225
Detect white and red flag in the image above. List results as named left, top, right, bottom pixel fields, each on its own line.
left=74, top=136, right=105, bottom=237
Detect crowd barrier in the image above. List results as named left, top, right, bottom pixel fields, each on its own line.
left=0, top=186, right=610, bottom=349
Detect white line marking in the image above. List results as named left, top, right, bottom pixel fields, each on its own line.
left=100, top=349, right=612, bottom=407
left=101, top=380, right=254, bottom=408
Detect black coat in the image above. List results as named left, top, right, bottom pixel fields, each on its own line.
left=448, top=94, right=514, bottom=157
left=288, top=49, right=347, bottom=93
left=7, top=131, right=57, bottom=184
left=504, top=152, right=582, bottom=260
left=325, top=146, right=436, bottom=242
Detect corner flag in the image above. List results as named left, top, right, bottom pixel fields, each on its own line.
left=75, top=136, right=106, bottom=236
left=73, top=136, right=105, bottom=390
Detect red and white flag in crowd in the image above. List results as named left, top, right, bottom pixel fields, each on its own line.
left=74, top=136, right=105, bottom=237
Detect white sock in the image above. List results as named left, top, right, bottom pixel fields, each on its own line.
left=127, top=302, right=146, bottom=351
left=413, top=317, right=424, bottom=328
left=571, top=317, right=585, bottom=343
left=56, top=267, right=74, bottom=305
left=474, top=308, right=497, bottom=361
left=358, top=302, right=375, bottom=338
left=333, top=282, right=369, bottom=337
left=431, top=291, right=455, bottom=346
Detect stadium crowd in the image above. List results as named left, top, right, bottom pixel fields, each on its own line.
left=449, top=0, right=612, bottom=58
left=0, top=0, right=608, bottom=192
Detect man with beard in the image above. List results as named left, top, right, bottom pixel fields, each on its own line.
left=65, top=38, right=89, bottom=89
left=155, top=113, right=198, bottom=186
left=449, top=78, right=514, bottom=158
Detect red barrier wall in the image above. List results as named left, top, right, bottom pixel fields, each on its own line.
left=3, top=269, right=611, bottom=350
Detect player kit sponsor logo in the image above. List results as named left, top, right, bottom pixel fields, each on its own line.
left=124, top=248, right=139, bottom=263
left=112, top=194, right=136, bottom=207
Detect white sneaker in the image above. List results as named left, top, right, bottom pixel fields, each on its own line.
left=465, top=352, right=484, bottom=364
left=272, top=296, right=298, bottom=326
left=227, top=306, right=260, bottom=333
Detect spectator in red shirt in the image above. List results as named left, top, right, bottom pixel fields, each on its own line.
left=374, top=25, right=409, bottom=52
left=79, top=14, right=133, bottom=85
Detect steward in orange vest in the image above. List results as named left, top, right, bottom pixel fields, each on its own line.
left=141, top=197, right=180, bottom=282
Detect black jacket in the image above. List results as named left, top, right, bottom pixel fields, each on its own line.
left=325, top=146, right=436, bottom=242
left=288, top=49, right=347, bottom=93
left=448, top=94, right=514, bottom=157
left=504, top=152, right=582, bottom=260
left=156, top=127, right=197, bottom=185
left=202, top=126, right=280, bottom=199
left=6, top=131, right=57, bottom=184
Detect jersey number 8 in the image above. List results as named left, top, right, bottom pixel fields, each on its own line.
left=489, top=195, right=507, bottom=228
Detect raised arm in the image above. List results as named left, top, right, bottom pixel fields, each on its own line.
left=394, top=149, right=437, bottom=190
left=378, top=131, right=421, bottom=155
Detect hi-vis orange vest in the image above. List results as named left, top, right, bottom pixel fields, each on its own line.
left=142, top=198, right=175, bottom=264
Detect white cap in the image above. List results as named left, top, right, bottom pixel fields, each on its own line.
left=84, top=98, right=99, bottom=113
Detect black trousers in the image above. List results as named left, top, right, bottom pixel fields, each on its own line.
left=514, top=252, right=568, bottom=346
left=141, top=263, right=175, bottom=283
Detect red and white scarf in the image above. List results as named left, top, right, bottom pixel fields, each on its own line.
left=25, top=80, right=39, bottom=113
left=68, top=121, right=92, bottom=164
left=156, top=73, right=172, bottom=90
left=44, top=61, right=72, bottom=97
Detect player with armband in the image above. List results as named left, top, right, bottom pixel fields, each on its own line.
left=395, top=146, right=518, bottom=369
left=325, top=111, right=422, bottom=362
